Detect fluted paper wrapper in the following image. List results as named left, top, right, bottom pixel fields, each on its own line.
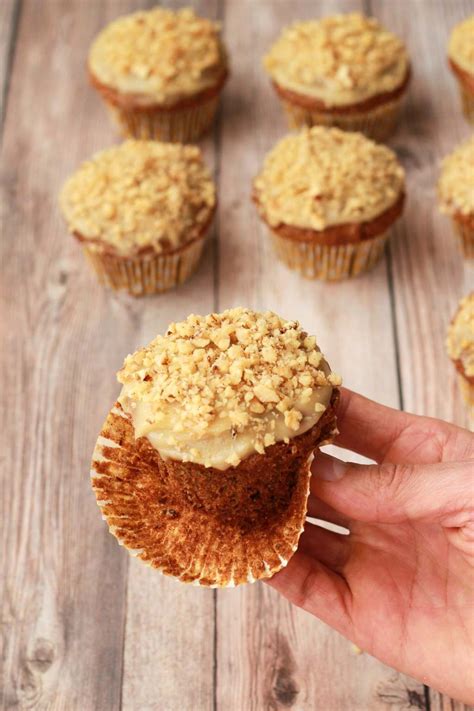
left=82, top=238, right=205, bottom=296
left=457, top=374, right=474, bottom=409
left=104, top=95, right=220, bottom=143
left=454, top=79, right=474, bottom=125
left=269, top=229, right=389, bottom=281
left=451, top=217, right=474, bottom=259
left=91, top=396, right=338, bottom=587
left=279, top=97, right=404, bottom=142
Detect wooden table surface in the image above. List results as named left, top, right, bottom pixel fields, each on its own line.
left=1, top=0, right=473, bottom=709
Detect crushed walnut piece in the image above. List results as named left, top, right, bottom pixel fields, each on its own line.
left=118, top=308, right=341, bottom=460
left=59, top=140, right=216, bottom=255
left=254, top=127, right=404, bottom=231
left=448, top=15, right=474, bottom=75
left=89, top=7, right=227, bottom=105
left=446, top=293, right=474, bottom=377
left=264, top=13, right=408, bottom=106
left=438, top=137, right=474, bottom=217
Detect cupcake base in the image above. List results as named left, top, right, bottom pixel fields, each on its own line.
left=457, top=374, right=474, bottom=408
left=269, top=229, right=389, bottom=280
left=280, top=97, right=404, bottom=142
left=82, top=238, right=206, bottom=296
left=105, top=95, right=220, bottom=143
left=91, top=392, right=339, bottom=587
left=449, top=60, right=474, bottom=125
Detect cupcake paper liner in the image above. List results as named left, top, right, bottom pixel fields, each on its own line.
left=457, top=374, right=474, bottom=409
left=451, top=217, right=474, bottom=259
left=104, top=95, right=220, bottom=143
left=279, top=97, right=404, bottom=142
left=91, top=396, right=339, bottom=587
left=454, top=79, right=474, bottom=124
left=82, top=237, right=205, bottom=296
left=269, top=229, right=389, bottom=280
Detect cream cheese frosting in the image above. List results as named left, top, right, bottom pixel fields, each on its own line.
left=448, top=15, right=474, bottom=75
left=254, top=127, right=405, bottom=231
left=438, top=137, right=474, bottom=217
left=447, top=293, right=474, bottom=377
left=88, top=7, right=227, bottom=106
left=117, top=308, right=341, bottom=469
left=263, top=13, right=409, bottom=107
left=59, top=141, right=216, bottom=256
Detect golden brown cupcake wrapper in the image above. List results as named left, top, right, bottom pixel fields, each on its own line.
left=451, top=218, right=474, bottom=259
left=104, top=95, right=220, bottom=142
left=279, top=97, right=404, bottom=142
left=91, top=393, right=339, bottom=587
left=457, top=374, right=474, bottom=409
left=269, top=229, right=389, bottom=280
left=453, top=80, right=474, bottom=125
left=82, top=237, right=206, bottom=296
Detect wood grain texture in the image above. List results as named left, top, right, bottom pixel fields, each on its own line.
left=1, top=0, right=472, bottom=710
left=0, top=0, right=19, bottom=130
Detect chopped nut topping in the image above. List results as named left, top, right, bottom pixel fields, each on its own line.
left=118, top=308, right=340, bottom=461
left=264, top=13, right=408, bottom=106
left=254, top=127, right=404, bottom=231
left=438, top=137, right=474, bottom=217
left=446, top=293, right=474, bottom=377
left=448, top=15, right=474, bottom=75
left=89, top=7, right=227, bottom=105
left=59, top=141, right=215, bottom=255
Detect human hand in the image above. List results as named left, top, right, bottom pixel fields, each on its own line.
left=267, top=388, right=474, bottom=704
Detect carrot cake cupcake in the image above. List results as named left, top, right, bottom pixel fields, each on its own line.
left=446, top=293, right=474, bottom=408
left=59, top=140, right=216, bottom=296
left=263, top=13, right=410, bottom=141
left=438, top=136, right=474, bottom=259
left=91, top=308, right=341, bottom=586
left=88, top=7, right=228, bottom=142
left=448, top=15, right=474, bottom=123
left=253, top=127, right=405, bottom=280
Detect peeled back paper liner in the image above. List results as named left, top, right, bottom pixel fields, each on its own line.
left=279, top=96, right=404, bottom=142
left=91, top=393, right=339, bottom=587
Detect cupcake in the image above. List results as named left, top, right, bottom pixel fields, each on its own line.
left=91, top=308, right=341, bottom=586
left=438, top=137, right=474, bottom=259
left=88, top=7, right=228, bottom=142
left=448, top=15, right=474, bottom=124
left=59, top=140, right=216, bottom=296
left=446, top=293, right=474, bottom=408
left=263, top=13, right=410, bottom=142
left=253, top=127, right=405, bottom=281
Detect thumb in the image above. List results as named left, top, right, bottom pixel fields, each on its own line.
left=311, top=453, right=474, bottom=525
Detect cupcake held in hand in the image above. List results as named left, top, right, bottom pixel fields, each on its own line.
left=88, top=7, right=228, bottom=142
left=253, top=127, right=405, bottom=280
left=59, top=140, right=216, bottom=296
left=448, top=15, right=474, bottom=124
left=446, top=293, right=474, bottom=408
left=91, top=308, right=341, bottom=586
left=438, top=136, right=474, bottom=259
left=263, top=13, right=410, bottom=141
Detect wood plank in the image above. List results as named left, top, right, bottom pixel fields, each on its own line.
left=216, top=1, right=425, bottom=709
left=119, top=0, right=219, bottom=708
left=372, top=0, right=474, bottom=429
left=0, top=1, right=214, bottom=709
left=0, top=0, right=18, bottom=129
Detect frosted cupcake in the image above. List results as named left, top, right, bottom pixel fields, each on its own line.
left=446, top=294, right=474, bottom=407
left=448, top=15, right=474, bottom=123
left=263, top=13, right=410, bottom=141
left=88, top=7, right=228, bottom=142
left=59, top=141, right=216, bottom=296
left=438, top=137, right=474, bottom=259
left=91, top=308, right=341, bottom=586
left=253, top=127, right=405, bottom=280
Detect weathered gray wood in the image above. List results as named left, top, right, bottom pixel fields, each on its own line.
left=215, top=1, right=427, bottom=709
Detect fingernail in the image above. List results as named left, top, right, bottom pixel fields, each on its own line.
left=315, top=453, right=347, bottom=481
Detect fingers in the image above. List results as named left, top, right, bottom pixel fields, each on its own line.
left=306, top=493, right=351, bottom=530
left=265, top=550, right=352, bottom=637
left=298, top=522, right=350, bottom=571
left=311, top=453, right=474, bottom=524
left=335, top=388, right=474, bottom=464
